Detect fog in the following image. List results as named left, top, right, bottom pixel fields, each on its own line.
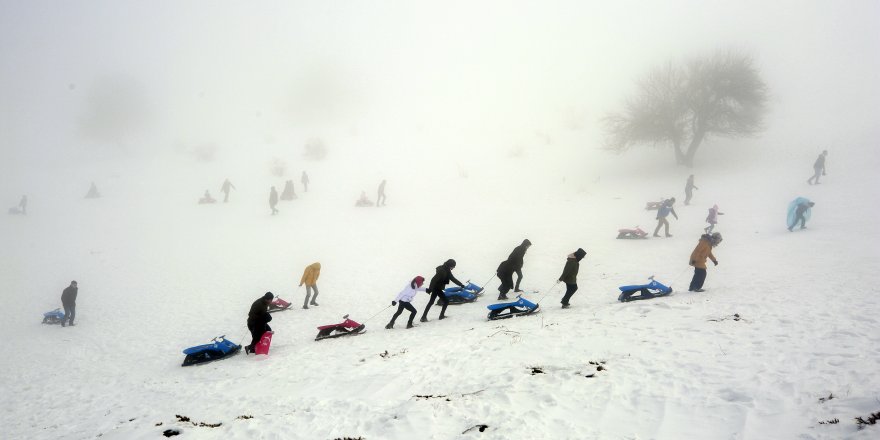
left=2, top=0, right=879, bottom=210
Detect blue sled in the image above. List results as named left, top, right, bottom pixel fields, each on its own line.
left=444, top=282, right=484, bottom=304
left=182, top=335, right=241, bottom=367
left=618, top=277, right=673, bottom=302
left=486, top=295, right=539, bottom=320
left=42, top=308, right=65, bottom=325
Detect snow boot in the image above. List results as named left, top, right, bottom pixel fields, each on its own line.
left=385, top=323, right=393, bottom=329
left=310, top=301, right=319, bottom=306
left=302, top=305, right=309, bottom=309
left=561, top=304, right=571, bottom=309
left=406, top=323, right=415, bottom=329
left=497, top=294, right=508, bottom=300
left=439, top=315, right=447, bottom=320
left=420, top=316, right=428, bottom=323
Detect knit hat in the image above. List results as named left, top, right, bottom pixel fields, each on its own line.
left=445, top=259, right=457, bottom=269
left=522, top=239, right=532, bottom=246
left=263, top=292, right=274, bottom=300
left=413, top=276, right=425, bottom=288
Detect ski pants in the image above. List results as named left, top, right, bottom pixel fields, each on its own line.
left=247, top=322, right=272, bottom=349
left=561, top=283, right=578, bottom=305
left=421, top=290, right=449, bottom=319
left=808, top=167, right=822, bottom=184
left=789, top=213, right=807, bottom=230
left=514, top=268, right=523, bottom=291
left=497, top=269, right=514, bottom=296
left=654, top=217, right=670, bottom=236
left=223, top=190, right=230, bottom=203
left=62, top=303, right=75, bottom=325
left=304, top=285, right=319, bottom=306
left=685, top=188, right=693, bottom=205
left=377, top=191, right=386, bottom=206
left=689, top=268, right=707, bottom=291
left=389, top=301, right=417, bottom=326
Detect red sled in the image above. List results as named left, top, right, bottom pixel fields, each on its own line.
left=315, top=315, right=365, bottom=341
left=268, top=297, right=292, bottom=313
left=617, top=226, right=648, bottom=239
left=254, top=331, right=274, bottom=355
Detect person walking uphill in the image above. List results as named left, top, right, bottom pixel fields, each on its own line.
left=688, top=232, right=722, bottom=292
left=705, top=204, right=724, bottom=234
left=508, top=239, right=531, bottom=292
left=269, top=186, right=279, bottom=215
left=301, top=171, right=310, bottom=192
left=807, top=150, right=828, bottom=185
left=386, top=276, right=426, bottom=329
left=221, top=178, right=235, bottom=203
left=684, top=175, right=698, bottom=205
left=788, top=199, right=815, bottom=231
left=421, top=259, right=464, bottom=322
left=299, top=262, right=321, bottom=309
left=653, top=198, right=678, bottom=237
left=377, top=180, right=387, bottom=207
left=559, top=248, right=586, bottom=309
left=245, top=292, right=273, bottom=354
left=61, top=280, right=78, bottom=327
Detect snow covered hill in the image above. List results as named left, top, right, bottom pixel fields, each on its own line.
left=2, top=142, right=879, bottom=440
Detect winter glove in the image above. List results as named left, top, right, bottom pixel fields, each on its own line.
left=392, top=301, right=397, bottom=306
left=713, top=260, right=719, bottom=266
left=425, top=288, right=431, bottom=294
left=690, top=260, right=695, bottom=266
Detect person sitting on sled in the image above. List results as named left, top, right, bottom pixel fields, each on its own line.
left=355, top=191, right=374, bottom=207
left=421, top=259, right=464, bottom=322
left=198, top=190, right=216, bottom=204
left=245, top=292, right=273, bottom=355
left=386, top=276, right=426, bottom=329
left=688, top=232, right=722, bottom=292
left=705, top=204, right=724, bottom=234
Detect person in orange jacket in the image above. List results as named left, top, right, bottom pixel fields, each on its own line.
left=688, top=233, right=722, bottom=292
left=299, top=262, right=321, bottom=309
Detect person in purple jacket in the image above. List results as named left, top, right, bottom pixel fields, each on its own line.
left=386, top=276, right=426, bottom=329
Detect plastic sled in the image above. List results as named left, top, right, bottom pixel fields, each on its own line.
left=42, top=308, right=65, bottom=325
left=444, top=282, right=484, bottom=304
left=268, top=297, right=292, bottom=313
left=617, top=227, right=648, bottom=239
left=315, top=315, right=366, bottom=341
left=486, top=295, right=539, bottom=320
left=254, top=331, right=273, bottom=355
left=645, top=200, right=663, bottom=210
left=182, top=335, right=242, bottom=366
left=618, top=277, right=673, bottom=302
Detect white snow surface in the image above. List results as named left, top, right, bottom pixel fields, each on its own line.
left=2, top=147, right=880, bottom=440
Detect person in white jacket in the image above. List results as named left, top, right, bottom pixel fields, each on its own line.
left=385, top=276, right=426, bottom=329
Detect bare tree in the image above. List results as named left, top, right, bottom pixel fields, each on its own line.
left=604, top=50, right=768, bottom=167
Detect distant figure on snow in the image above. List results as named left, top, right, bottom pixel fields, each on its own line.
left=299, top=262, right=321, bottom=309
left=8, top=195, right=27, bottom=215
left=558, top=248, right=586, bottom=309
left=421, top=259, right=464, bottom=322
left=61, top=280, right=78, bottom=327
left=245, top=292, right=273, bottom=355
left=377, top=180, right=387, bottom=207
left=807, top=150, right=828, bottom=185
left=688, top=232, right=722, bottom=292
left=269, top=186, right=279, bottom=215
left=198, top=190, right=216, bottom=204
left=355, top=191, right=374, bottom=207
left=653, top=198, right=678, bottom=237
left=85, top=182, right=101, bottom=199
left=280, top=180, right=297, bottom=201
left=301, top=171, right=310, bottom=192
left=705, top=204, right=724, bottom=234
left=386, top=276, right=426, bottom=329
left=787, top=197, right=815, bottom=231
left=684, top=175, right=698, bottom=205
left=221, top=178, right=236, bottom=203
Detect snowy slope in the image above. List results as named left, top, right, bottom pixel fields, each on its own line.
left=2, top=143, right=879, bottom=440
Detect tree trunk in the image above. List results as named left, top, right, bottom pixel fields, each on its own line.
left=673, top=138, right=685, bottom=165
left=683, top=128, right=705, bottom=168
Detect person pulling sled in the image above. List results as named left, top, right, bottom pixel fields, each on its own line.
left=245, top=292, right=273, bottom=355
left=559, top=248, right=587, bottom=308
left=386, top=276, right=426, bottom=329
left=420, top=259, right=463, bottom=322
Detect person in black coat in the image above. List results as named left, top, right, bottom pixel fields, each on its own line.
left=496, top=259, right=515, bottom=300
left=420, top=259, right=463, bottom=322
left=559, top=248, right=586, bottom=308
left=507, top=239, right=531, bottom=292
left=61, top=280, right=78, bottom=327
left=245, top=292, right=274, bottom=354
